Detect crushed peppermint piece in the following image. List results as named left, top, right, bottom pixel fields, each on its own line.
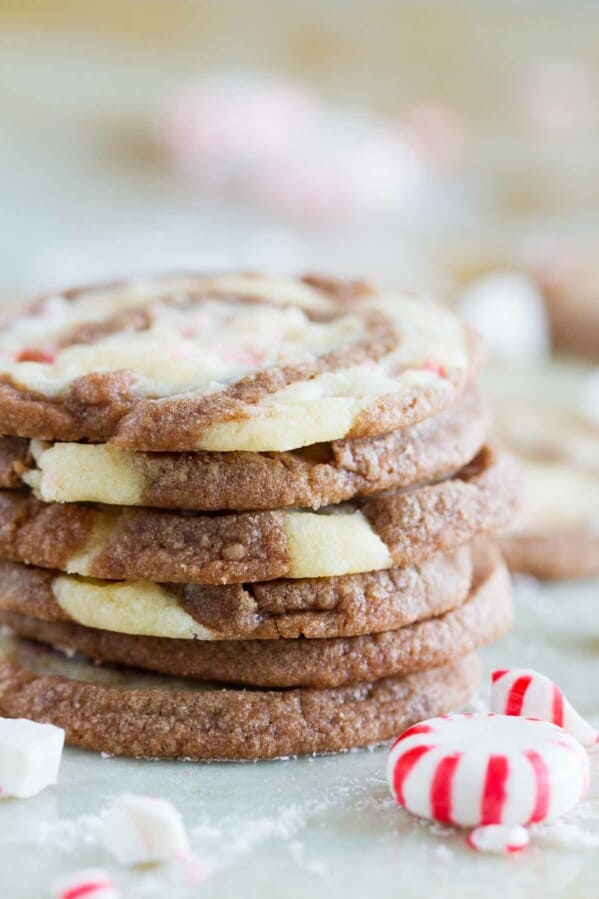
left=491, top=668, right=599, bottom=747
left=16, top=348, right=56, bottom=364
left=467, top=824, right=530, bottom=854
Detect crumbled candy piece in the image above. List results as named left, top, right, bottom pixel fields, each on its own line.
left=16, top=347, right=56, bottom=364
left=0, top=717, right=64, bottom=798
left=422, top=359, right=447, bottom=377
left=491, top=668, right=598, bottom=747
left=102, top=793, right=189, bottom=866
left=457, top=271, right=550, bottom=362
left=53, top=869, right=119, bottom=899
left=432, top=843, right=454, bottom=863
left=467, top=824, right=530, bottom=854
left=387, top=713, right=589, bottom=827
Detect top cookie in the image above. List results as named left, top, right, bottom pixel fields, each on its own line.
left=0, top=273, right=476, bottom=452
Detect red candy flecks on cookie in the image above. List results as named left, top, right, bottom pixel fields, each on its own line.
left=386, top=713, right=589, bottom=829
left=491, top=668, right=599, bottom=748
left=16, top=347, right=56, bottom=364
left=422, top=358, right=447, bottom=377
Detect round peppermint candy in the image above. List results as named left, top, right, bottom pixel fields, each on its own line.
left=387, top=713, right=589, bottom=828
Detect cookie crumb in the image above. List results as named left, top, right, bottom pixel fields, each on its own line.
left=221, top=542, right=246, bottom=561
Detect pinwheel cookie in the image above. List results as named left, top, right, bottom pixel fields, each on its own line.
left=0, top=273, right=479, bottom=451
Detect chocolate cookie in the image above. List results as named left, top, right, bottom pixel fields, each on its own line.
left=500, top=531, right=599, bottom=580
left=500, top=457, right=599, bottom=578
left=0, top=273, right=479, bottom=452
left=0, top=633, right=480, bottom=759
left=0, top=542, right=512, bottom=688
left=493, top=393, right=599, bottom=578
left=0, top=447, right=518, bottom=583
left=536, top=256, right=599, bottom=358
left=0, top=546, right=472, bottom=640
left=15, top=389, right=489, bottom=511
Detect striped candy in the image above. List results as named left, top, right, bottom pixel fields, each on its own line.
left=491, top=669, right=598, bottom=747
left=53, top=870, right=119, bottom=899
left=387, top=713, right=589, bottom=828
left=467, top=824, right=530, bottom=854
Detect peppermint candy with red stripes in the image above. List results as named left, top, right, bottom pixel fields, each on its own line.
left=53, top=869, right=119, bottom=899
left=387, top=713, right=589, bottom=828
left=491, top=668, right=599, bottom=747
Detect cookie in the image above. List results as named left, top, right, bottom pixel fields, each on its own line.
left=501, top=532, right=599, bottom=580
left=0, top=447, right=517, bottom=583
left=534, top=254, right=599, bottom=358
left=500, top=458, right=599, bottom=578
left=0, top=633, right=480, bottom=759
left=0, top=541, right=512, bottom=688
left=0, top=546, right=472, bottom=640
left=0, top=273, right=479, bottom=452
left=14, top=389, right=489, bottom=511
left=490, top=380, right=599, bottom=578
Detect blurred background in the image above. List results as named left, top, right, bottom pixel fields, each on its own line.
left=1, top=0, right=598, bottom=313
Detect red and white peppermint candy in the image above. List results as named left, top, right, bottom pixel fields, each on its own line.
left=53, top=869, right=119, bottom=899
left=491, top=668, right=599, bottom=747
left=387, top=713, right=589, bottom=828
left=467, top=824, right=530, bottom=855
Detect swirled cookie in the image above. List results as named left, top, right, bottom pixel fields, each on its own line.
left=0, top=273, right=478, bottom=451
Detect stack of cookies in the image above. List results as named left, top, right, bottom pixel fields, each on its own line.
left=0, top=273, right=518, bottom=759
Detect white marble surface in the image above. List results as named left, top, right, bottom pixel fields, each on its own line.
left=1, top=574, right=598, bottom=899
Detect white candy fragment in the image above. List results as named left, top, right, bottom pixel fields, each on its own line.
left=457, top=271, right=550, bottom=363
left=0, top=717, right=64, bottom=798
left=102, top=793, right=189, bottom=866
left=467, top=824, right=530, bottom=854
left=53, top=869, right=119, bottom=899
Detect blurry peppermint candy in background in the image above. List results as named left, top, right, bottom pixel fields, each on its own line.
left=158, top=73, right=468, bottom=225
left=251, top=117, right=425, bottom=224
left=160, top=74, right=321, bottom=184
left=456, top=270, right=551, bottom=364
